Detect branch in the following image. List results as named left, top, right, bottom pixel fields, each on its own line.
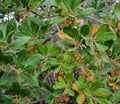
left=88, top=16, right=114, bottom=27
left=55, top=24, right=60, bottom=31
left=31, top=99, right=43, bottom=104
left=31, top=11, right=42, bottom=17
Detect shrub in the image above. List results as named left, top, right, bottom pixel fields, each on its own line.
left=0, top=0, right=120, bottom=104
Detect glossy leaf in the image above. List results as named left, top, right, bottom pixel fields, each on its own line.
left=80, top=25, right=90, bottom=36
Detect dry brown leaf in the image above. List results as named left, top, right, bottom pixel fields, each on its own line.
left=72, top=83, right=79, bottom=92
left=59, top=94, right=69, bottom=103
left=74, top=18, right=84, bottom=24
left=114, top=69, right=120, bottom=76
left=57, top=31, right=74, bottom=42
left=85, top=70, right=95, bottom=82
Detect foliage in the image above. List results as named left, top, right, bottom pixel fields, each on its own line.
left=0, top=0, right=120, bottom=104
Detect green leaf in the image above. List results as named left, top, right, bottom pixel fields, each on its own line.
left=37, top=42, right=46, bottom=55
left=80, top=47, right=87, bottom=58
left=93, top=88, right=111, bottom=97
left=80, top=24, right=90, bottom=36
left=63, top=27, right=79, bottom=39
left=0, top=50, right=13, bottom=64
left=54, top=66, right=61, bottom=73
left=9, top=36, right=31, bottom=48
left=67, top=89, right=74, bottom=96
left=6, top=18, right=16, bottom=36
left=21, top=0, right=29, bottom=7
left=78, top=76, right=85, bottom=83
left=0, top=95, right=14, bottom=104
left=88, top=99, right=94, bottom=104
left=20, top=88, right=30, bottom=97
left=116, top=76, right=120, bottom=83
left=0, top=77, right=9, bottom=88
left=20, top=73, right=39, bottom=87
left=29, top=17, right=46, bottom=27
left=114, top=3, right=120, bottom=19
left=50, top=47, right=61, bottom=56
left=50, top=16, right=62, bottom=24
left=0, top=29, right=3, bottom=39
left=76, top=76, right=89, bottom=91
left=58, top=76, right=66, bottom=84
left=95, top=42, right=108, bottom=51
left=84, top=54, right=94, bottom=65
left=40, top=0, right=58, bottom=7
left=0, top=24, right=7, bottom=40
left=53, top=90, right=63, bottom=97
left=96, top=25, right=107, bottom=35
left=47, top=42, right=53, bottom=52
left=87, top=41, right=94, bottom=55
left=96, top=98, right=112, bottom=104
left=78, top=8, right=95, bottom=17
left=3, top=55, right=13, bottom=64
left=0, top=49, right=3, bottom=61
left=101, top=55, right=110, bottom=63
left=49, top=58, right=58, bottom=66
left=57, top=39, right=74, bottom=47
left=65, top=73, right=72, bottom=82
left=24, top=65, right=36, bottom=71
left=18, top=21, right=33, bottom=36
left=31, top=21, right=39, bottom=34
left=41, top=62, right=49, bottom=71
left=95, top=32, right=116, bottom=42
left=104, top=40, right=113, bottom=49
left=12, top=82, right=30, bottom=97
left=15, top=49, right=27, bottom=67
left=76, top=94, right=85, bottom=104
left=12, top=82, right=21, bottom=95
left=112, top=91, right=120, bottom=103
left=56, top=0, right=82, bottom=11
left=53, top=82, right=66, bottom=89
left=69, top=0, right=82, bottom=11
left=24, top=54, right=44, bottom=68
left=5, top=30, right=15, bottom=40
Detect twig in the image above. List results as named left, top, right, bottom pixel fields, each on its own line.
left=55, top=24, right=60, bottom=31
left=31, top=11, right=42, bottom=17
left=43, top=15, right=59, bottom=18
left=31, top=99, right=43, bottom=104
left=32, top=10, right=59, bottom=18
left=80, top=7, right=114, bottom=27
left=88, top=16, right=114, bottom=27
left=89, top=16, right=107, bottom=24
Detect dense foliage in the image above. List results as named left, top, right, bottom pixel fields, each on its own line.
left=0, top=0, right=120, bottom=104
